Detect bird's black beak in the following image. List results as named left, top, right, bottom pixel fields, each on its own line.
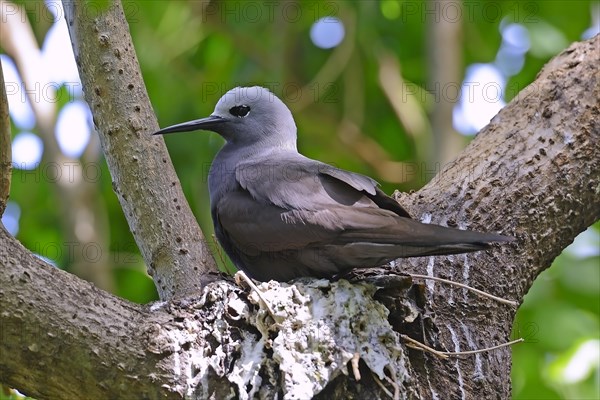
left=152, top=115, right=227, bottom=135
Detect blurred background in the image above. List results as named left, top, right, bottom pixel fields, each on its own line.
left=1, top=1, right=598, bottom=399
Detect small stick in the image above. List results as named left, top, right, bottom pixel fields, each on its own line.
left=441, top=338, right=525, bottom=356
left=401, top=334, right=449, bottom=359
left=211, top=234, right=227, bottom=267
left=351, top=352, right=361, bottom=381
left=401, top=334, right=524, bottom=358
left=234, top=271, right=276, bottom=317
left=384, top=365, right=401, bottom=400
left=409, top=273, right=518, bottom=306
left=372, top=372, right=395, bottom=399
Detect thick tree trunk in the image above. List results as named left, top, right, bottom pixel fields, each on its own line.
left=392, top=33, right=599, bottom=399
left=61, top=1, right=219, bottom=301
left=0, top=1, right=597, bottom=398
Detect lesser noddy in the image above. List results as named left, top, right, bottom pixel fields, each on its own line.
left=154, top=86, right=512, bottom=281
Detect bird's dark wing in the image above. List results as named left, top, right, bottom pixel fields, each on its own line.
left=232, top=155, right=479, bottom=253
left=318, top=164, right=411, bottom=218
left=218, top=154, right=511, bottom=281
left=213, top=187, right=511, bottom=281
left=213, top=158, right=510, bottom=280
left=215, top=189, right=342, bottom=252
left=235, top=154, right=410, bottom=217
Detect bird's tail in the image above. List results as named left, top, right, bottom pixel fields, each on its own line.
left=336, top=215, right=514, bottom=259
left=395, top=223, right=513, bottom=258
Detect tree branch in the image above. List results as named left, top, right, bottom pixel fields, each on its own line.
left=0, top=1, right=114, bottom=290
left=0, top=19, right=597, bottom=400
left=401, top=34, right=599, bottom=295
left=0, top=60, right=10, bottom=216
left=394, top=35, right=599, bottom=398
left=61, top=1, right=218, bottom=300
left=0, top=225, right=177, bottom=399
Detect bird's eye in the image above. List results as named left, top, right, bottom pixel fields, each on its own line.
left=229, top=105, right=251, bottom=118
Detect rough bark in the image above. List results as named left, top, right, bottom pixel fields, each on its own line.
left=0, top=1, right=114, bottom=290
left=0, top=224, right=174, bottom=399
left=61, top=1, right=218, bottom=300
left=0, top=8, right=598, bottom=400
left=0, top=59, right=10, bottom=216
left=394, top=35, right=599, bottom=398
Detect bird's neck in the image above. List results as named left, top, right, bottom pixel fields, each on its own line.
left=208, top=143, right=298, bottom=205
left=221, top=140, right=297, bottom=159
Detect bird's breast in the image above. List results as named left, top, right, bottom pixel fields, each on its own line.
left=208, top=157, right=238, bottom=206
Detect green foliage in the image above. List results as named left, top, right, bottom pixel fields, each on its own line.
left=2, top=1, right=597, bottom=398
left=513, top=223, right=600, bottom=399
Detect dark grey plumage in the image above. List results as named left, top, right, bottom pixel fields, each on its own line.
left=154, top=86, right=512, bottom=281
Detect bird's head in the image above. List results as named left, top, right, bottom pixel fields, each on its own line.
left=153, top=86, right=298, bottom=150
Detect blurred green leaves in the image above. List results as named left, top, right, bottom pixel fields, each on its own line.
left=513, top=224, right=600, bottom=399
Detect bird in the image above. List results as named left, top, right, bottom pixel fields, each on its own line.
left=153, top=86, right=513, bottom=282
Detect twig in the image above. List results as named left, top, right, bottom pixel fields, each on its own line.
left=402, top=334, right=524, bottom=358
left=234, top=271, right=276, bottom=318
left=384, top=365, right=401, bottom=400
left=372, top=372, right=395, bottom=399
left=442, top=338, right=525, bottom=356
left=351, top=352, right=361, bottom=381
left=409, top=273, right=518, bottom=306
left=211, top=234, right=231, bottom=273
left=401, top=334, right=449, bottom=359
